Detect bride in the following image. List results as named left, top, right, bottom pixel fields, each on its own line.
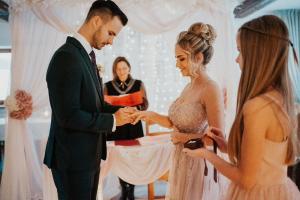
left=132, top=22, right=225, bottom=199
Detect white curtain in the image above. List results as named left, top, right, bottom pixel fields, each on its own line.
left=0, top=3, right=69, bottom=199
left=114, top=0, right=224, bottom=34
left=0, top=0, right=238, bottom=199
left=274, top=10, right=300, bottom=103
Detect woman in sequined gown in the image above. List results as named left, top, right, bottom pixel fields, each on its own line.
left=132, top=22, right=225, bottom=200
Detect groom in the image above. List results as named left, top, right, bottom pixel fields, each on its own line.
left=44, top=1, right=131, bottom=199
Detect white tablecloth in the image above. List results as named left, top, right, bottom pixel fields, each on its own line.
left=99, top=134, right=173, bottom=199
left=43, top=134, right=174, bottom=200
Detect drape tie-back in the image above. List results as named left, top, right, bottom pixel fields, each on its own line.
left=4, top=90, right=33, bottom=120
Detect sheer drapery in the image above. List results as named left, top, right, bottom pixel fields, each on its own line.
left=114, top=0, right=225, bottom=34
left=0, top=0, right=237, bottom=199
left=0, top=4, right=68, bottom=199
left=275, top=9, right=300, bottom=103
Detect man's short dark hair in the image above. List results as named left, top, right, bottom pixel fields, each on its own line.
left=86, top=0, right=128, bottom=26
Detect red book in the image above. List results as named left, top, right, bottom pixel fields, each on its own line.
left=104, top=91, right=143, bottom=107
left=114, top=139, right=141, bottom=146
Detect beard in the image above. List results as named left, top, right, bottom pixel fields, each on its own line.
left=92, top=26, right=106, bottom=50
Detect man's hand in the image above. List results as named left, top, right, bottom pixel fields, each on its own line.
left=115, top=107, right=137, bottom=126
left=123, top=106, right=137, bottom=114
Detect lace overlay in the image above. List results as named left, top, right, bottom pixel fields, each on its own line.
left=166, top=97, right=220, bottom=200
left=169, top=99, right=208, bottom=133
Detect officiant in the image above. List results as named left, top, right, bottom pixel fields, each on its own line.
left=103, top=56, right=148, bottom=200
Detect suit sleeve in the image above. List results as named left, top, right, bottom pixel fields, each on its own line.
left=47, top=50, right=113, bottom=133
left=102, top=102, right=121, bottom=113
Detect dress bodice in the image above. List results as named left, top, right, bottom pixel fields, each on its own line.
left=168, top=98, right=208, bottom=134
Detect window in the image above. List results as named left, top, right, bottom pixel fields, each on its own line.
left=0, top=48, right=10, bottom=138
left=0, top=48, right=11, bottom=101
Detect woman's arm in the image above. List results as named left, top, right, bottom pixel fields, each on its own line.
left=184, top=98, right=271, bottom=189
left=203, top=82, right=225, bottom=130
left=202, top=82, right=225, bottom=147
left=131, top=111, right=173, bottom=128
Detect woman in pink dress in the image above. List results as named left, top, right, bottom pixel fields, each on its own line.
left=184, top=15, right=300, bottom=200
left=132, top=22, right=225, bottom=199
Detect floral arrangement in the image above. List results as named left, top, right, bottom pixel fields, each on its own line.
left=97, top=64, right=105, bottom=77
left=4, top=90, right=33, bottom=120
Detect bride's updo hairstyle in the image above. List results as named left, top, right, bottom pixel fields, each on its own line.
left=177, top=22, right=217, bottom=77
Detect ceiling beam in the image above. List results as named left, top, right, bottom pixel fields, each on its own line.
left=0, top=0, right=9, bottom=21
left=234, top=0, right=276, bottom=18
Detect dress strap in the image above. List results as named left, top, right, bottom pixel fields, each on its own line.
left=264, top=93, right=290, bottom=118
left=261, top=93, right=291, bottom=141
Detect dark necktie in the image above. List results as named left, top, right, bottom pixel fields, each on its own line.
left=89, top=50, right=102, bottom=87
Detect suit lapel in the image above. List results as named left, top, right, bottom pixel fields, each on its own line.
left=67, top=37, right=104, bottom=103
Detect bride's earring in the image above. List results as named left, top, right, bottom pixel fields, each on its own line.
left=199, top=64, right=206, bottom=71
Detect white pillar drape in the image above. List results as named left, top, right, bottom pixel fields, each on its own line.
left=0, top=4, right=68, bottom=199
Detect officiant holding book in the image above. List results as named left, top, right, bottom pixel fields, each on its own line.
left=103, top=56, right=148, bottom=200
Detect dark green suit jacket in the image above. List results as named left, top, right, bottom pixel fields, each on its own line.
left=44, top=37, right=119, bottom=171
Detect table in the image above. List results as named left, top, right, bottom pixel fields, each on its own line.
left=43, top=134, right=174, bottom=200
left=100, top=134, right=173, bottom=199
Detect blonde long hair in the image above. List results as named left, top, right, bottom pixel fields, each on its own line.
left=228, top=15, right=298, bottom=165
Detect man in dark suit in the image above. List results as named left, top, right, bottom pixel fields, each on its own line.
left=43, top=1, right=132, bottom=199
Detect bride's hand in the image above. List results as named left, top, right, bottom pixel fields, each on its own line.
left=182, top=147, right=209, bottom=158
left=170, top=131, right=184, bottom=144
left=130, top=111, right=156, bottom=125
